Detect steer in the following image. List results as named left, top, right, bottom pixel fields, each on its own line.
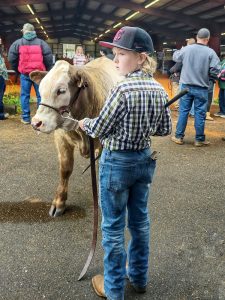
left=30, top=57, right=122, bottom=217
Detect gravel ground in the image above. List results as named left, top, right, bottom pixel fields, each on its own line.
left=0, top=108, right=225, bottom=300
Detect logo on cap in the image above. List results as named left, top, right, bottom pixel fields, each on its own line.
left=113, top=28, right=125, bottom=41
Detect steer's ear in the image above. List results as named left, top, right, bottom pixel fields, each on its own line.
left=29, top=71, right=48, bottom=84
left=70, top=68, right=88, bottom=88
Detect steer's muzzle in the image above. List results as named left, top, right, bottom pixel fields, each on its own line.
left=31, top=118, right=42, bottom=130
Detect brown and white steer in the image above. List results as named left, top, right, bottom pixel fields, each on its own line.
left=30, top=57, right=122, bottom=217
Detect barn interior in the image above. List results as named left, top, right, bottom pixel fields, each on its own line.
left=1, top=0, right=225, bottom=97
left=1, top=2, right=225, bottom=300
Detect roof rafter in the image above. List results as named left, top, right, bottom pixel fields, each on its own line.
left=0, top=0, right=223, bottom=42
left=0, top=7, right=119, bottom=24
left=2, top=0, right=223, bottom=7
left=93, top=0, right=220, bottom=33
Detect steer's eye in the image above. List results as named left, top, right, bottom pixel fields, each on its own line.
left=57, top=88, right=66, bottom=95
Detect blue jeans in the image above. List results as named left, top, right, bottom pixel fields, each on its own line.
left=189, top=80, right=214, bottom=115
left=175, top=84, right=208, bottom=142
left=219, top=88, right=225, bottom=114
left=190, top=102, right=194, bottom=116
left=0, top=75, right=6, bottom=120
left=99, top=148, right=156, bottom=300
left=20, top=74, right=41, bottom=122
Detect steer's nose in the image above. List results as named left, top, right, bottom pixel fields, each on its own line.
left=31, top=118, right=42, bottom=130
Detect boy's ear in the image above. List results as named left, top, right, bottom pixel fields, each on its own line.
left=139, top=53, right=148, bottom=64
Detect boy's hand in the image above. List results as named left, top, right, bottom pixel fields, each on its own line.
left=78, top=119, right=85, bottom=131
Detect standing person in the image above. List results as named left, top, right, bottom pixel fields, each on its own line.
left=0, top=50, right=9, bottom=120
left=169, top=61, right=182, bottom=109
left=205, top=78, right=216, bottom=121
left=73, top=46, right=87, bottom=66
left=86, top=53, right=94, bottom=62
left=78, top=26, right=172, bottom=300
left=171, top=28, right=220, bottom=147
left=8, top=23, right=53, bottom=124
left=170, top=38, right=195, bottom=111
left=214, top=56, right=225, bottom=118
left=100, top=47, right=114, bottom=60
left=157, top=50, right=164, bottom=71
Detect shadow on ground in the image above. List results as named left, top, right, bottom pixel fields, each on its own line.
left=0, top=198, right=86, bottom=223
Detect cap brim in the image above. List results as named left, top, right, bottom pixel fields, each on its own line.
left=99, top=41, right=133, bottom=51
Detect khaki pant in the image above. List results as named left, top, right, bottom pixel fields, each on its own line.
left=171, top=82, right=180, bottom=108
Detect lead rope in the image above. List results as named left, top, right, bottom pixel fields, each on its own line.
left=78, top=136, right=98, bottom=280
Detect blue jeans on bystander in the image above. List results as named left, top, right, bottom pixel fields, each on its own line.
left=99, top=148, right=156, bottom=300
left=175, top=83, right=208, bottom=142
left=0, top=75, right=6, bottom=120
left=20, top=74, right=41, bottom=122
left=219, top=88, right=225, bottom=115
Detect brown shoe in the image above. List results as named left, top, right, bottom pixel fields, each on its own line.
left=126, top=262, right=147, bottom=293
left=222, top=137, right=225, bottom=141
left=171, top=136, right=184, bottom=145
left=194, top=140, right=210, bottom=147
left=131, top=284, right=147, bottom=293
left=92, top=275, right=106, bottom=298
left=206, top=112, right=214, bottom=121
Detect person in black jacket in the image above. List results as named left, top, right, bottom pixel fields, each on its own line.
left=0, top=50, right=9, bottom=120
left=100, top=47, right=114, bottom=60
left=8, top=23, right=53, bottom=124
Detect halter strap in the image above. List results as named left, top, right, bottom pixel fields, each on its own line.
left=39, top=82, right=88, bottom=117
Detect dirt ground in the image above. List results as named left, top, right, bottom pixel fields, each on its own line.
left=0, top=107, right=225, bottom=300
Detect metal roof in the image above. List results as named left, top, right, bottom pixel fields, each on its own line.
left=0, top=0, right=225, bottom=43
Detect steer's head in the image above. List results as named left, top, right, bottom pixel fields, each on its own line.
left=30, top=60, right=90, bottom=133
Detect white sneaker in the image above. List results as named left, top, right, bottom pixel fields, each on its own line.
left=214, top=112, right=223, bottom=117
left=21, top=119, right=30, bottom=125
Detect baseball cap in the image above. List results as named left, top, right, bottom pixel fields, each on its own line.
left=21, top=23, right=35, bottom=32
left=197, top=28, right=210, bottom=39
left=99, top=26, right=154, bottom=54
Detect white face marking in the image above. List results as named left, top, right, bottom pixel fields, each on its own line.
left=32, top=61, right=73, bottom=133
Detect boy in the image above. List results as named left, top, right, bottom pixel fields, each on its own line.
left=79, top=26, right=172, bottom=300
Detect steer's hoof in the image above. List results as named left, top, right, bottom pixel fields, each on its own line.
left=49, top=205, right=66, bottom=217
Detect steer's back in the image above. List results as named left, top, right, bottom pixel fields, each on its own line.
left=83, top=57, right=122, bottom=108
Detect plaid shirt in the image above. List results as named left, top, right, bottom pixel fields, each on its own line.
left=83, top=70, right=172, bottom=150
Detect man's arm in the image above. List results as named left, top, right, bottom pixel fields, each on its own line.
left=210, top=50, right=220, bottom=70
left=41, top=40, right=53, bottom=71
left=172, top=48, right=184, bottom=63
left=8, top=41, right=19, bottom=72
left=170, top=62, right=182, bottom=74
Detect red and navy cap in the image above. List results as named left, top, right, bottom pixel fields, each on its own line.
left=99, top=26, right=154, bottom=54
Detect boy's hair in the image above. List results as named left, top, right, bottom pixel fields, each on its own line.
left=141, top=55, right=157, bottom=75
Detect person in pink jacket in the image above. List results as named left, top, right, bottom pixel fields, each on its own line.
left=8, top=23, right=53, bottom=124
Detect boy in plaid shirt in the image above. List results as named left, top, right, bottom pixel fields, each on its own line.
left=79, top=26, right=171, bottom=300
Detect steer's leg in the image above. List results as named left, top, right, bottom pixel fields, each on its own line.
left=49, top=133, right=75, bottom=217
